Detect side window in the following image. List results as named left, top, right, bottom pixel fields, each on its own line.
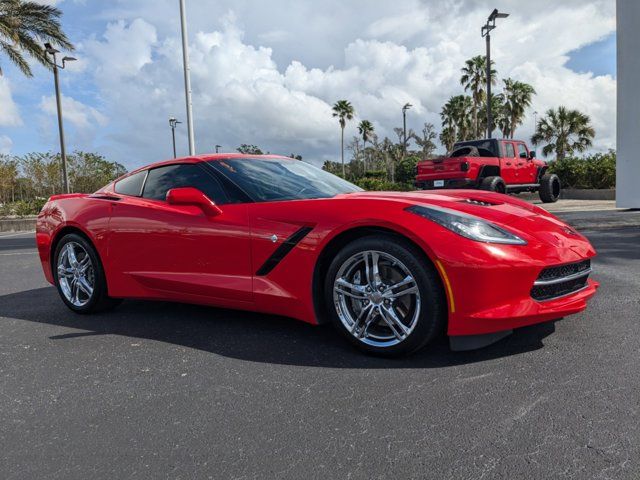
left=114, top=171, right=146, bottom=196
left=517, top=143, right=528, bottom=158
left=142, top=163, right=228, bottom=204
left=504, top=142, right=515, bottom=158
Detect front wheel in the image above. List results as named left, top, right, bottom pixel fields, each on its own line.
left=53, top=233, right=121, bottom=314
left=324, top=235, right=446, bottom=357
left=539, top=173, right=561, bottom=203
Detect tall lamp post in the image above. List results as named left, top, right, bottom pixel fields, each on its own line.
left=215, top=144, right=221, bottom=153
left=402, top=102, right=412, bottom=153
left=169, top=117, right=181, bottom=158
left=533, top=110, right=538, bottom=133
left=179, top=0, right=195, bottom=155
left=481, top=8, right=509, bottom=139
left=44, top=43, right=76, bottom=193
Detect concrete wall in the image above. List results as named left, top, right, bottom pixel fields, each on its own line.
left=617, top=1, right=640, bottom=208
left=0, top=217, right=37, bottom=233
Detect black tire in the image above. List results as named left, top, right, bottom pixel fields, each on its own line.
left=539, top=173, right=561, bottom=203
left=53, top=233, right=121, bottom=314
left=324, top=235, right=446, bottom=357
left=480, top=176, right=506, bottom=194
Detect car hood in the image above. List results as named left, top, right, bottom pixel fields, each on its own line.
left=336, top=190, right=587, bottom=249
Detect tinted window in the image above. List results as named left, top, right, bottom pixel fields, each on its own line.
left=517, top=143, right=528, bottom=158
left=209, top=157, right=362, bottom=202
left=114, top=171, right=146, bottom=196
left=504, top=143, right=515, bottom=157
left=142, top=163, right=228, bottom=204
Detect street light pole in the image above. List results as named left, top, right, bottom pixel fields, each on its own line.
left=402, top=103, right=412, bottom=154
left=169, top=117, right=181, bottom=158
left=533, top=110, right=538, bottom=133
left=179, top=0, right=196, bottom=156
left=215, top=144, right=221, bottom=153
left=44, top=43, right=76, bottom=194
left=481, top=9, right=509, bottom=139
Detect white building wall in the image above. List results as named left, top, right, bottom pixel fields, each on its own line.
left=617, top=0, right=640, bottom=208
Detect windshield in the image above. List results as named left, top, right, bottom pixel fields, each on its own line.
left=208, top=157, right=362, bottom=202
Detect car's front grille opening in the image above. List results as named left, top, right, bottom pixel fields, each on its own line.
left=531, top=259, right=592, bottom=301
left=537, top=259, right=590, bottom=282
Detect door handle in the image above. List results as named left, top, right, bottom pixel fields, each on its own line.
left=506, top=162, right=512, bottom=166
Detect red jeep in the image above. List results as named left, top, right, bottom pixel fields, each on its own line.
left=415, top=139, right=561, bottom=203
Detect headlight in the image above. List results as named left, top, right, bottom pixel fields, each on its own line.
left=406, top=205, right=527, bottom=245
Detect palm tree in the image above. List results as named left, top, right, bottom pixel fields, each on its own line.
left=332, top=100, right=355, bottom=177
left=479, top=93, right=507, bottom=137
left=358, top=119, right=374, bottom=172
left=502, top=78, right=536, bottom=138
left=439, top=126, right=456, bottom=153
left=460, top=55, right=497, bottom=138
left=0, top=0, right=74, bottom=77
left=531, top=106, right=595, bottom=160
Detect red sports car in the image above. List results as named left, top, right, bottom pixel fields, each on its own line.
left=36, top=154, right=598, bottom=356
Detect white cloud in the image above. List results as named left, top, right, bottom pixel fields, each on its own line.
left=0, top=135, right=12, bottom=154
left=73, top=0, right=615, bottom=167
left=39, top=94, right=108, bottom=130
left=0, top=78, right=22, bottom=127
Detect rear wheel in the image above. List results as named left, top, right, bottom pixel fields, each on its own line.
left=324, top=235, right=446, bottom=357
left=480, top=176, right=506, bottom=194
left=539, top=173, right=561, bottom=203
left=53, top=233, right=121, bottom=313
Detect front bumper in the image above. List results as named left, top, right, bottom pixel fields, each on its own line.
left=428, top=229, right=599, bottom=337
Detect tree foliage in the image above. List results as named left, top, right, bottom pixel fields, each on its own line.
left=531, top=106, right=595, bottom=160
left=0, top=0, right=74, bottom=77
left=0, top=151, right=126, bottom=215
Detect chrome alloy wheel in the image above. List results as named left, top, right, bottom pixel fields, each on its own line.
left=333, top=250, right=421, bottom=347
left=57, top=242, right=95, bottom=307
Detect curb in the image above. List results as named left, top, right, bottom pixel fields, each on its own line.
left=0, top=216, right=37, bottom=233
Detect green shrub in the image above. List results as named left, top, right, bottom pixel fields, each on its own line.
left=354, top=178, right=412, bottom=191
left=547, top=150, right=616, bottom=189
left=0, top=198, right=47, bottom=217
left=396, top=155, right=420, bottom=184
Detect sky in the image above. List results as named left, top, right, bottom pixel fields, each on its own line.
left=0, top=0, right=616, bottom=170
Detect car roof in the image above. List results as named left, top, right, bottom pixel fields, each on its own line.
left=125, top=153, right=292, bottom=176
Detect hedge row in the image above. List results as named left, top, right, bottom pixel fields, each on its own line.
left=547, top=150, right=615, bottom=189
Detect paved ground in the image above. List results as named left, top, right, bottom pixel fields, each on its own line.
left=1, top=228, right=639, bottom=479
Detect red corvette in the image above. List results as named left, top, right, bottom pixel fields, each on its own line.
left=36, top=154, right=598, bottom=356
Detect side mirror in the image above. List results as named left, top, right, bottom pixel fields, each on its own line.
left=166, top=187, right=222, bottom=217
left=519, top=152, right=528, bottom=159
left=529, top=150, right=536, bottom=159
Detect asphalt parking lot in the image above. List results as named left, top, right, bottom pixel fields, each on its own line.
left=1, top=228, right=639, bottom=479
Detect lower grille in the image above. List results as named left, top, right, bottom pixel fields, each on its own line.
left=531, top=260, right=592, bottom=301
left=537, top=259, right=590, bottom=282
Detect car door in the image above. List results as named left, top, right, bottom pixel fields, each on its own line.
left=106, top=162, right=252, bottom=306
left=517, top=142, right=537, bottom=183
left=500, top=141, right=518, bottom=184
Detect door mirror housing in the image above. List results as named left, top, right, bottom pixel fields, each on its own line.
left=166, top=187, right=222, bottom=217
left=529, top=150, right=536, bottom=159
left=519, top=152, right=528, bottom=159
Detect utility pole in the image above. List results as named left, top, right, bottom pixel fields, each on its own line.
left=215, top=144, right=221, bottom=153
left=481, top=9, right=509, bottom=139
left=402, top=103, right=412, bottom=154
left=44, top=43, right=76, bottom=193
left=179, top=0, right=195, bottom=155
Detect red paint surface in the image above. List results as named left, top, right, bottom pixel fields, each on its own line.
left=37, top=154, right=598, bottom=337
